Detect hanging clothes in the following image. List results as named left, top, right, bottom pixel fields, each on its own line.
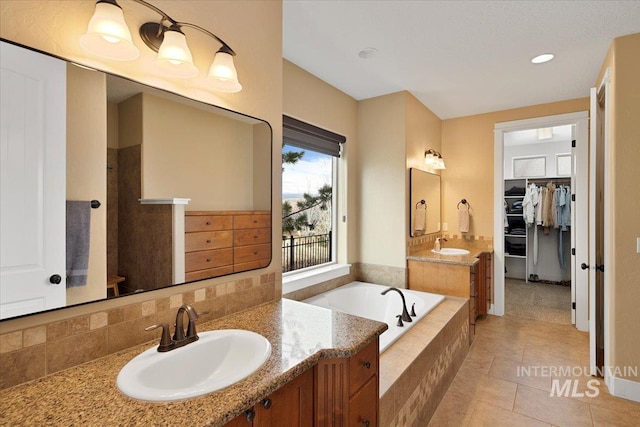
left=522, top=183, right=538, bottom=225
left=556, top=184, right=571, bottom=269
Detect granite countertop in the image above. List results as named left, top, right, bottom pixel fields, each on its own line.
left=407, top=239, right=493, bottom=266
left=0, top=299, right=387, bottom=427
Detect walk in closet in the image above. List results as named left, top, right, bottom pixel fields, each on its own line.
left=504, top=177, right=572, bottom=284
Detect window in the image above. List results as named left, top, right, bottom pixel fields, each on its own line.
left=281, top=116, right=345, bottom=273
left=513, top=155, right=546, bottom=178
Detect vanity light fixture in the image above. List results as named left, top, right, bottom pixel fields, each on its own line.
left=81, top=0, right=242, bottom=92
left=424, top=149, right=446, bottom=170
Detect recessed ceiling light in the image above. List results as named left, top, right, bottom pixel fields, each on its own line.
left=358, top=47, right=378, bottom=59
left=531, top=53, right=554, bottom=64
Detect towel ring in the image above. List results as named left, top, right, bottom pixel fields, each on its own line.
left=415, top=200, right=426, bottom=209
left=457, top=199, right=470, bottom=210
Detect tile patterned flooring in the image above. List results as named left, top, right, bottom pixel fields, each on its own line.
left=428, top=314, right=640, bottom=426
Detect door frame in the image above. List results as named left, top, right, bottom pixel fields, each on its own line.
left=591, top=70, right=611, bottom=380
left=492, top=111, right=589, bottom=331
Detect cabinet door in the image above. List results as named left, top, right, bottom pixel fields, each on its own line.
left=254, top=368, right=314, bottom=427
left=348, top=376, right=378, bottom=427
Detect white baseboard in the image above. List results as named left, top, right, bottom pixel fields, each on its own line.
left=607, top=375, right=640, bottom=403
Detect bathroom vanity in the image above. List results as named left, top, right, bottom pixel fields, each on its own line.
left=0, top=299, right=386, bottom=426
left=407, top=240, right=493, bottom=344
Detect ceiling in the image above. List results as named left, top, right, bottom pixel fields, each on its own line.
left=283, top=1, right=640, bottom=119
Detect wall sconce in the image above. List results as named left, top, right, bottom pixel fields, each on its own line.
left=424, top=149, right=446, bottom=170
left=80, top=0, right=242, bottom=92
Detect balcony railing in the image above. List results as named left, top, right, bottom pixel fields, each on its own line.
left=282, top=232, right=332, bottom=273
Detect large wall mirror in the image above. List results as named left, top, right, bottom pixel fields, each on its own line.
left=0, top=40, right=272, bottom=320
left=409, top=168, right=441, bottom=236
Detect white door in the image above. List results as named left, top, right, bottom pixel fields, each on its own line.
left=0, top=41, right=66, bottom=319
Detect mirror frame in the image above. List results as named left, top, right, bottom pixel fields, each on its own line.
left=0, top=38, right=273, bottom=321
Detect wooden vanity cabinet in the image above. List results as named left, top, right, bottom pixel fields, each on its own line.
left=316, top=337, right=379, bottom=427
left=408, top=252, right=493, bottom=345
left=226, top=368, right=314, bottom=427
left=226, top=337, right=380, bottom=427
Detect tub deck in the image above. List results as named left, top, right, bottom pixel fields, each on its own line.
left=379, top=296, right=469, bottom=427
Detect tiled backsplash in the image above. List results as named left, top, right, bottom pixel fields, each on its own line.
left=0, top=273, right=276, bottom=390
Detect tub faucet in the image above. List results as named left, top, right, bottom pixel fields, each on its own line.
left=381, top=287, right=412, bottom=323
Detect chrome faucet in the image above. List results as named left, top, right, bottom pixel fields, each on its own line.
left=145, top=304, right=204, bottom=352
left=380, top=287, right=413, bottom=323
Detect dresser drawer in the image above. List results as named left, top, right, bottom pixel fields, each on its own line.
left=185, top=248, right=233, bottom=272
left=233, top=243, right=271, bottom=264
left=185, top=231, right=232, bottom=252
left=234, top=259, right=271, bottom=273
left=233, top=214, right=271, bottom=229
left=185, top=265, right=234, bottom=282
left=185, top=215, right=232, bottom=233
left=348, top=376, right=378, bottom=427
left=349, top=339, right=378, bottom=396
left=233, top=227, right=271, bottom=246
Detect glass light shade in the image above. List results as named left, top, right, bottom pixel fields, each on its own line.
left=155, top=29, right=199, bottom=78
left=80, top=2, right=139, bottom=61
left=436, top=158, right=446, bottom=170
left=208, top=51, right=242, bottom=93
left=424, top=152, right=437, bottom=166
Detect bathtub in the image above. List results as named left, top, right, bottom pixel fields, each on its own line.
left=303, top=281, right=445, bottom=353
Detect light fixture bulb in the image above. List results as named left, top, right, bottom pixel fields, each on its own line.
left=155, top=28, right=199, bottom=78
left=531, top=53, right=554, bottom=64
left=425, top=150, right=437, bottom=166
left=80, top=1, right=139, bottom=61
left=208, top=50, right=242, bottom=93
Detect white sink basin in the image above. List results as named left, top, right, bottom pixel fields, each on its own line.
left=117, top=329, right=271, bottom=402
left=432, top=248, right=470, bottom=255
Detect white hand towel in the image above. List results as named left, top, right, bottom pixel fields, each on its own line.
left=458, top=204, right=470, bottom=233
left=415, top=208, right=426, bottom=232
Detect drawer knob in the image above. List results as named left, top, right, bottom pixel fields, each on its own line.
left=253, top=251, right=258, bottom=255
left=244, top=409, right=255, bottom=422
left=362, top=360, right=371, bottom=369
left=206, top=258, right=212, bottom=262
left=261, top=398, right=272, bottom=409
left=362, top=419, right=371, bottom=427
left=206, top=239, right=211, bottom=243
left=206, top=221, right=211, bottom=225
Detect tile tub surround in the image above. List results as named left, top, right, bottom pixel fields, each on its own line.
left=0, top=273, right=278, bottom=390
left=354, top=262, right=407, bottom=288
left=0, top=299, right=387, bottom=426
left=379, top=297, right=469, bottom=426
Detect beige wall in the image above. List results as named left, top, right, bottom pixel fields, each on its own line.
left=283, top=60, right=358, bottom=264
left=140, top=92, right=255, bottom=211
left=357, top=92, right=407, bottom=268
left=66, top=63, right=107, bottom=306
left=0, top=0, right=282, bottom=329
left=598, top=33, right=640, bottom=382
left=441, top=98, right=589, bottom=238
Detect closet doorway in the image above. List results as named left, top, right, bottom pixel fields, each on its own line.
left=502, top=127, right=574, bottom=325
left=492, top=111, right=590, bottom=333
